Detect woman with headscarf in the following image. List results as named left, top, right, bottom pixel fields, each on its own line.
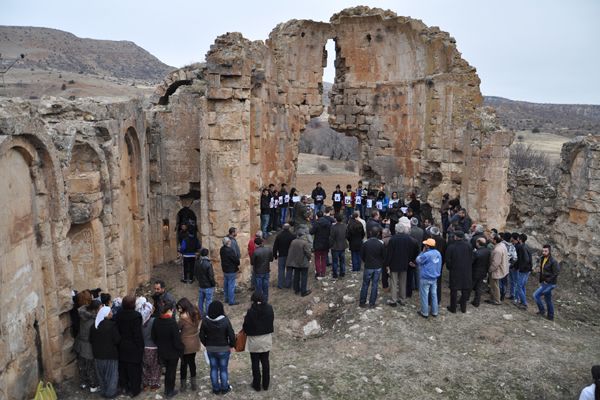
left=151, top=299, right=184, bottom=398
left=136, top=297, right=161, bottom=391
left=176, top=298, right=201, bottom=392
left=242, top=292, right=275, bottom=392
left=89, top=306, right=121, bottom=399
left=114, top=295, right=144, bottom=397
left=579, top=365, right=600, bottom=400
left=199, top=301, right=236, bottom=395
left=74, top=300, right=101, bottom=393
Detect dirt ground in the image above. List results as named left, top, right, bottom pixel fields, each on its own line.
left=56, top=247, right=600, bottom=400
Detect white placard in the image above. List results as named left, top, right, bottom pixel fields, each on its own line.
left=284, top=195, right=290, bottom=203
left=376, top=201, right=383, bottom=210
left=344, top=196, right=352, bottom=205
left=334, top=193, right=341, bottom=202
left=355, top=196, right=362, bottom=205
left=274, top=198, right=279, bottom=207
left=292, top=196, right=300, bottom=203
left=400, top=207, right=408, bottom=214
left=269, top=198, right=275, bottom=208
left=389, top=199, right=399, bottom=206
left=278, top=196, right=283, bottom=204
left=316, top=195, right=323, bottom=202
left=366, top=199, right=373, bottom=208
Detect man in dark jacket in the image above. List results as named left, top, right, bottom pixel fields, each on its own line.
left=279, top=183, right=289, bottom=226
left=285, top=231, right=313, bottom=296
left=445, top=231, right=473, bottom=313
left=385, top=221, right=419, bottom=306
left=114, top=295, right=143, bottom=397
left=152, top=280, right=176, bottom=318
left=310, top=211, right=331, bottom=278
left=273, top=224, right=296, bottom=289
left=89, top=306, right=121, bottom=399
left=311, top=182, right=326, bottom=216
left=179, top=232, right=201, bottom=283
left=359, top=225, right=385, bottom=308
left=346, top=211, right=365, bottom=272
left=251, top=237, right=274, bottom=302
left=294, top=196, right=310, bottom=228
left=152, top=300, right=184, bottom=398
left=366, top=210, right=383, bottom=236
left=260, top=188, right=271, bottom=238
left=329, top=214, right=348, bottom=278
left=471, top=237, right=491, bottom=308
left=515, top=233, right=533, bottom=309
left=533, top=244, right=560, bottom=320
left=195, top=248, right=216, bottom=317
left=220, top=237, right=241, bottom=306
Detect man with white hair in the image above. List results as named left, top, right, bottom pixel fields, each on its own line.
left=220, top=236, right=240, bottom=306
left=384, top=219, right=420, bottom=306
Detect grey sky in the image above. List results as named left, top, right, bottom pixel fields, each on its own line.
left=2, top=0, right=599, bottom=104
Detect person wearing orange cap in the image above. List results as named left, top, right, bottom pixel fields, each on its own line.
left=416, top=238, right=442, bottom=318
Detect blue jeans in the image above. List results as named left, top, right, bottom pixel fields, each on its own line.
left=255, top=272, right=270, bottom=302
left=344, top=207, right=354, bottom=222
left=516, top=272, right=529, bottom=305
left=260, top=214, right=270, bottom=238
left=280, top=207, right=288, bottom=225
left=533, top=283, right=556, bottom=317
left=351, top=250, right=361, bottom=272
left=198, top=287, right=214, bottom=317
left=277, top=257, right=287, bottom=289
left=332, top=250, right=346, bottom=277
left=360, top=268, right=381, bottom=306
left=419, top=278, right=438, bottom=316
left=223, top=273, right=237, bottom=305
left=499, top=274, right=508, bottom=298
left=208, top=351, right=230, bottom=391
left=314, top=203, right=324, bottom=218
left=509, top=269, right=519, bottom=298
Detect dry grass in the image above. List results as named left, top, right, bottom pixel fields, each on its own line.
left=512, top=130, right=570, bottom=161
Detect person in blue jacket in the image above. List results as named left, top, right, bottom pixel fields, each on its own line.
left=416, top=238, right=442, bottom=318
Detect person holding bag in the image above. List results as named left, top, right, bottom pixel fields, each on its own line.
left=242, top=292, right=274, bottom=392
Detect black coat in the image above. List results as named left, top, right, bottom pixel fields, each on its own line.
left=366, top=218, right=383, bottom=237
left=310, top=217, right=331, bottom=251
left=199, top=316, right=235, bottom=348
left=273, top=229, right=296, bottom=258
left=311, top=187, right=326, bottom=205
left=89, top=319, right=121, bottom=360
left=242, top=303, right=274, bottom=336
left=431, top=234, right=447, bottom=264
left=540, top=255, right=560, bottom=284
left=446, top=239, right=473, bottom=290
left=220, top=245, right=240, bottom=273
left=515, top=243, right=532, bottom=273
left=385, top=233, right=419, bottom=272
left=346, top=219, right=365, bottom=252
left=114, top=309, right=144, bottom=363
left=472, top=247, right=491, bottom=282
left=251, top=246, right=274, bottom=274
left=151, top=316, right=184, bottom=360
left=260, top=194, right=271, bottom=215
left=360, top=237, right=386, bottom=269
left=194, top=257, right=216, bottom=288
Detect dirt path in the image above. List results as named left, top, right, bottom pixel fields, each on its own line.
left=56, top=256, right=599, bottom=400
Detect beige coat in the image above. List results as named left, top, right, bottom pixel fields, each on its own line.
left=178, top=313, right=201, bottom=354
left=489, top=243, right=509, bottom=279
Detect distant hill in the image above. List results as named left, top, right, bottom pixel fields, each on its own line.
left=484, top=96, right=600, bottom=137
left=0, top=26, right=174, bottom=82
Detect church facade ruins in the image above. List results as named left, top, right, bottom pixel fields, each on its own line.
left=0, top=7, right=596, bottom=399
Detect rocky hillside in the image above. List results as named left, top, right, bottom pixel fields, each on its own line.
left=484, top=96, right=600, bottom=137
left=0, top=26, right=174, bottom=82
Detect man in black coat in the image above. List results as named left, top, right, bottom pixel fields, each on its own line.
left=220, top=237, right=241, bottom=306
left=471, top=237, right=491, bottom=307
left=251, top=237, right=274, bottom=302
left=385, top=222, right=419, bottom=306
left=346, top=211, right=365, bottom=272
left=359, top=225, right=386, bottom=308
left=309, top=211, right=331, bottom=278
left=273, top=224, right=296, bottom=289
left=445, top=231, right=473, bottom=313
left=366, top=210, right=383, bottom=236
left=311, top=182, right=326, bottom=216
left=152, top=300, right=184, bottom=398
left=114, top=295, right=144, bottom=397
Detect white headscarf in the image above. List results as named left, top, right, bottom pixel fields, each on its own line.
left=135, top=297, right=154, bottom=325
left=95, top=306, right=111, bottom=329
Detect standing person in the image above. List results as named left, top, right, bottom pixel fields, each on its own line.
left=429, top=227, right=447, bottom=305
left=445, top=231, right=473, bottom=313
left=385, top=220, right=419, bottom=307
left=500, top=232, right=518, bottom=301
left=329, top=214, right=348, bottom=278
left=515, top=233, right=533, bottom=310
left=179, top=231, right=201, bottom=284
left=199, top=301, right=236, bottom=395
left=114, top=295, right=143, bottom=397
left=533, top=244, right=560, bottom=320
left=288, top=187, right=299, bottom=221
left=136, top=298, right=161, bottom=392
left=294, top=196, right=310, bottom=229
left=89, top=306, right=121, bottom=399
left=220, top=237, right=241, bottom=306
left=152, top=280, right=176, bottom=318
left=286, top=230, right=313, bottom=297
left=332, top=184, right=344, bottom=216
left=381, top=228, right=392, bottom=292
left=359, top=226, right=385, bottom=308
left=74, top=300, right=101, bottom=393
left=260, top=188, right=271, bottom=239
left=251, top=237, right=274, bottom=302
left=409, top=217, right=425, bottom=292
left=310, top=211, right=332, bottom=278
left=366, top=210, right=383, bottom=234
left=487, top=234, right=509, bottom=305
left=440, top=193, right=451, bottom=237
left=416, top=238, right=442, bottom=318
left=346, top=211, right=365, bottom=272
left=269, top=188, right=279, bottom=232
left=228, top=227, right=241, bottom=260
left=375, top=190, right=389, bottom=219
left=194, top=248, right=216, bottom=317
left=408, top=193, right=422, bottom=221
left=243, top=292, right=275, bottom=392
left=279, top=183, right=289, bottom=226
left=151, top=300, right=184, bottom=398
left=343, top=184, right=356, bottom=222
left=176, top=203, right=197, bottom=240
left=471, top=237, right=492, bottom=308
left=247, top=231, right=262, bottom=292
left=578, top=365, right=600, bottom=400
left=273, top=224, right=295, bottom=289
left=176, top=298, right=201, bottom=392
left=311, top=182, right=326, bottom=216
left=355, top=180, right=366, bottom=219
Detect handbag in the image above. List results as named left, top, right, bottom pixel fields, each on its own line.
left=34, top=381, right=57, bottom=400
left=234, top=329, right=247, bottom=352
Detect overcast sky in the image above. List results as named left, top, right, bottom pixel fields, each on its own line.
left=2, top=0, right=599, bottom=104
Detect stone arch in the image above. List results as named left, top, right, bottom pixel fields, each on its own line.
left=0, top=134, right=64, bottom=400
